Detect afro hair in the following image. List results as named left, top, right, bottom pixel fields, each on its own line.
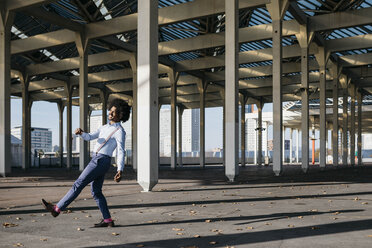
left=108, top=98, right=131, bottom=123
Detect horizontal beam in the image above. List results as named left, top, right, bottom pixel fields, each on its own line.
left=26, top=50, right=132, bottom=75
left=309, top=7, right=372, bottom=32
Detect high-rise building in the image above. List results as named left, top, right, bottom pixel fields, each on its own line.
left=159, top=107, right=200, bottom=156
left=11, top=127, right=52, bottom=153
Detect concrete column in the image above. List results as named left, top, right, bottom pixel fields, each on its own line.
left=239, top=95, right=247, bottom=167
left=342, top=87, right=348, bottom=165
left=222, top=93, right=225, bottom=167
left=265, top=122, right=269, bottom=158
left=76, top=33, right=90, bottom=171
left=254, top=120, right=257, bottom=165
left=350, top=84, right=356, bottom=166
left=257, top=100, right=263, bottom=165
left=357, top=91, right=362, bottom=165
left=178, top=105, right=184, bottom=167
left=219, top=90, right=225, bottom=167
left=198, top=80, right=206, bottom=169
left=296, top=25, right=310, bottom=172
left=267, top=0, right=289, bottom=176
left=296, top=129, right=299, bottom=163
left=57, top=101, right=64, bottom=167
left=316, top=47, right=327, bottom=168
left=282, top=126, right=285, bottom=163
left=289, top=128, right=293, bottom=164
left=21, top=74, right=30, bottom=170
left=28, top=101, right=33, bottom=166
left=225, top=0, right=239, bottom=181
left=168, top=70, right=179, bottom=170
left=66, top=84, right=73, bottom=169
left=100, top=89, right=108, bottom=126
left=332, top=64, right=339, bottom=166
left=0, top=9, right=14, bottom=176
left=137, top=0, right=158, bottom=192
left=129, top=55, right=137, bottom=171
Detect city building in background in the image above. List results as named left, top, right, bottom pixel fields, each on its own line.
left=11, top=126, right=52, bottom=153
left=160, top=108, right=200, bottom=157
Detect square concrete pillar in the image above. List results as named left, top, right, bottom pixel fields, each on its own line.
left=316, top=47, right=327, bottom=168
left=21, top=74, right=31, bottom=170
left=342, top=87, right=348, bottom=165
left=137, top=0, right=159, bottom=192
left=225, top=0, right=239, bottom=181
left=267, top=0, right=289, bottom=175
left=76, top=33, right=90, bottom=171
left=357, top=92, right=362, bottom=166
left=168, top=70, right=178, bottom=170
left=350, top=84, right=356, bottom=166
left=0, top=10, right=14, bottom=176
left=129, top=56, right=138, bottom=171
left=65, top=83, right=73, bottom=169
left=178, top=105, right=184, bottom=167
left=57, top=101, right=64, bottom=167
left=332, top=64, right=339, bottom=166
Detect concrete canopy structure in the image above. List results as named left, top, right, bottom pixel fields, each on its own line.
left=1, top=0, right=372, bottom=191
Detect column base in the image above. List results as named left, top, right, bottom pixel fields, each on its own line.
left=226, top=174, right=238, bottom=182
left=138, top=180, right=158, bottom=192
left=273, top=170, right=281, bottom=176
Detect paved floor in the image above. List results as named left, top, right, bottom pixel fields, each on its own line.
left=1, top=164, right=372, bottom=248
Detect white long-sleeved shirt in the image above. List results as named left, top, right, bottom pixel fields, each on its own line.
left=79, top=122, right=126, bottom=171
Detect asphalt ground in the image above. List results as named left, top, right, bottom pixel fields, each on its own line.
left=1, top=164, right=372, bottom=248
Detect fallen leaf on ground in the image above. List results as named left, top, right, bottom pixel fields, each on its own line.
left=362, top=202, right=368, bottom=205
left=333, top=212, right=340, bottom=215
left=15, top=217, right=22, bottom=220
left=77, top=227, right=84, bottom=231
left=13, top=243, right=23, bottom=247
left=354, top=197, right=360, bottom=201
left=194, top=235, right=201, bottom=238
left=172, top=228, right=184, bottom=231
left=40, top=238, right=48, bottom=241
left=310, top=209, right=318, bottom=212
left=288, top=224, right=295, bottom=228
left=246, top=226, right=254, bottom=230
left=298, top=216, right=303, bottom=219
left=236, top=228, right=243, bottom=231
left=112, top=233, right=119, bottom=236
left=3, top=222, right=18, bottom=228
left=176, top=233, right=184, bottom=235
left=209, top=241, right=218, bottom=245
left=205, top=219, right=212, bottom=223
left=311, top=226, right=320, bottom=230
left=367, top=235, right=372, bottom=238
left=136, top=245, right=144, bottom=247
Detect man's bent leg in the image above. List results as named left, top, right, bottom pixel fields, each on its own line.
left=91, top=156, right=112, bottom=219
left=91, top=175, right=111, bottom=219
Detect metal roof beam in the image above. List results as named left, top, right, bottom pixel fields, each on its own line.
left=23, top=7, right=84, bottom=32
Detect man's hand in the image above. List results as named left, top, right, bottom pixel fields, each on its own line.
left=75, top=128, right=84, bottom=135
left=114, top=171, right=122, bottom=183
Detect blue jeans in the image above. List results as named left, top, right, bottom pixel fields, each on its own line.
left=57, top=154, right=112, bottom=219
